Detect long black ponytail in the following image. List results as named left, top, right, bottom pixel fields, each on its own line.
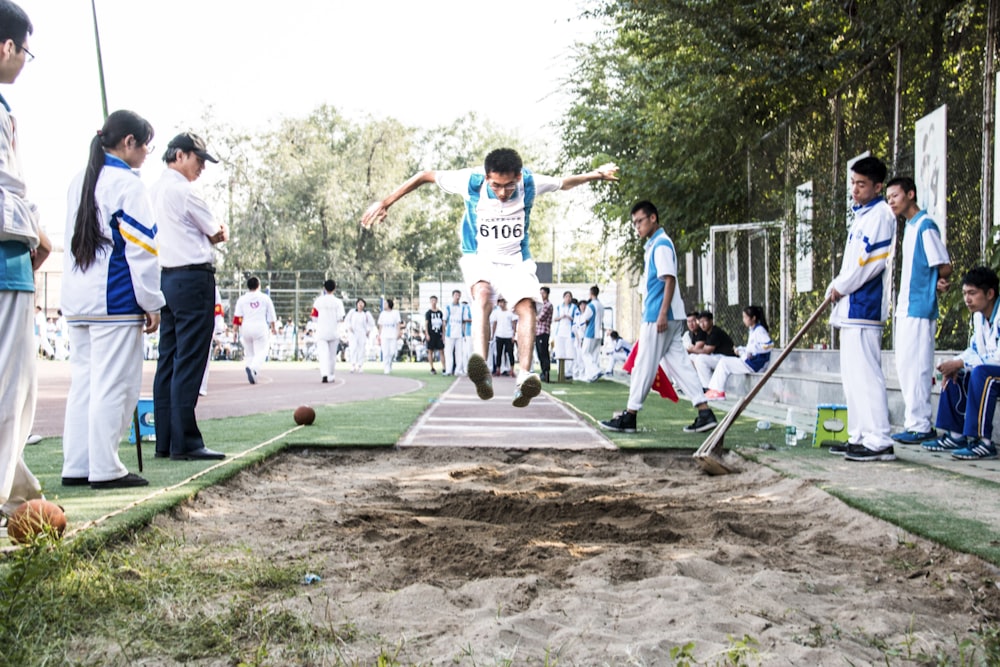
left=743, top=305, right=769, bottom=332
left=71, top=109, right=154, bottom=271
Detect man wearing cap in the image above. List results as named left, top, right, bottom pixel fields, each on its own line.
left=151, top=132, right=228, bottom=461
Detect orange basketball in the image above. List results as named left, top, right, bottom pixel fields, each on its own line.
left=7, top=499, right=67, bottom=545
left=294, top=405, right=316, bottom=426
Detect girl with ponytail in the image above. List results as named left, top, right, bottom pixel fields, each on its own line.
left=60, top=109, right=164, bottom=489
left=703, top=305, right=775, bottom=401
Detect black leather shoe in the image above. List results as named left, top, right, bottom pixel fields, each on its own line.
left=154, top=451, right=169, bottom=459
left=61, top=476, right=89, bottom=486
left=90, top=472, right=149, bottom=489
left=171, top=447, right=226, bottom=461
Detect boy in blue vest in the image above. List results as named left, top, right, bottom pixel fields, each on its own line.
left=600, top=201, right=716, bottom=434
left=362, top=148, right=617, bottom=408
left=885, top=176, right=952, bottom=444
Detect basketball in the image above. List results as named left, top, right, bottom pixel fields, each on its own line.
left=294, top=405, right=316, bottom=426
left=7, top=499, right=67, bottom=545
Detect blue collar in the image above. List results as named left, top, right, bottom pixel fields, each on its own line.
left=852, top=196, right=884, bottom=213
left=103, top=153, right=133, bottom=171
left=0, top=92, right=9, bottom=113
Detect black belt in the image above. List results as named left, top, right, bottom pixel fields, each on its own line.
left=162, top=263, right=215, bottom=273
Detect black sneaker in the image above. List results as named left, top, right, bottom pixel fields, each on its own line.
left=90, top=472, right=150, bottom=489
left=828, top=442, right=852, bottom=455
left=844, top=443, right=896, bottom=462
left=466, top=353, right=494, bottom=400
left=600, top=410, right=637, bottom=433
left=683, top=410, right=718, bottom=433
left=61, top=476, right=89, bottom=486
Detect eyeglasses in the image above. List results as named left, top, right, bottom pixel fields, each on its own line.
left=487, top=180, right=518, bottom=194
left=17, top=44, right=34, bottom=62
left=631, top=215, right=650, bottom=226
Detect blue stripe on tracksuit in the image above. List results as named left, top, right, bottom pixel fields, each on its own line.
left=936, top=365, right=1000, bottom=440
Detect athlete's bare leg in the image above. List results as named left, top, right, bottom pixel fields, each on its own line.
left=513, top=297, right=536, bottom=373
left=466, top=281, right=495, bottom=400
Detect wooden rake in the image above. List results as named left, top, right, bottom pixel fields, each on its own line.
left=693, top=295, right=833, bottom=475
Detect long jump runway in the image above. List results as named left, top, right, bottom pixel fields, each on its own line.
left=399, top=376, right=614, bottom=450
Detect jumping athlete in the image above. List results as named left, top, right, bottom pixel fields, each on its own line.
left=362, top=148, right=617, bottom=407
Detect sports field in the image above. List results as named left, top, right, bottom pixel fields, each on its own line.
left=3, top=360, right=1000, bottom=665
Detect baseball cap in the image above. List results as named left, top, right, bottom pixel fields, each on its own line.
left=165, top=132, right=219, bottom=163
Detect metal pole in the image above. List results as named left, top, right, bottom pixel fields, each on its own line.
left=892, top=45, right=903, bottom=171
left=89, top=0, right=109, bottom=119
left=982, top=0, right=998, bottom=262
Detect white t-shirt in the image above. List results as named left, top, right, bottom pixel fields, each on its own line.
left=234, top=290, right=276, bottom=335
left=378, top=309, right=401, bottom=338
left=490, top=308, right=517, bottom=338
left=311, top=292, right=345, bottom=341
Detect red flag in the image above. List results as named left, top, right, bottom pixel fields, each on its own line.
left=622, top=340, right=679, bottom=402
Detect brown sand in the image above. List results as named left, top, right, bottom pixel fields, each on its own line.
left=153, top=447, right=1000, bottom=665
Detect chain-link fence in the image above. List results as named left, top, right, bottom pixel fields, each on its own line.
left=705, top=29, right=992, bottom=351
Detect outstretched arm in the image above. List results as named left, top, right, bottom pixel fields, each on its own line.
left=361, top=170, right=436, bottom=228
left=560, top=163, right=619, bottom=191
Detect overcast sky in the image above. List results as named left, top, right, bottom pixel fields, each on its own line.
left=8, top=0, right=598, bottom=243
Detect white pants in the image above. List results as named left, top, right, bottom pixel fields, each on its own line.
left=348, top=333, right=367, bottom=369
left=554, top=335, right=574, bottom=361
left=445, top=336, right=465, bottom=374
left=894, top=316, right=936, bottom=433
left=381, top=335, right=398, bottom=373
left=241, top=328, right=269, bottom=373
left=62, top=324, right=143, bottom=483
left=316, top=336, right=339, bottom=379
left=708, top=357, right=755, bottom=392
left=582, top=337, right=602, bottom=379
left=839, top=326, right=892, bottom=449
left=0, top=292, right=42, bottom=513
left=199, top=349, right=212, bottom=395
left=628, top=321, right=706, bottom=411
left=692, top=353, right=724, bottom=388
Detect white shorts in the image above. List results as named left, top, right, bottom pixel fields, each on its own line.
left=459, top=255, right=539, bottom=307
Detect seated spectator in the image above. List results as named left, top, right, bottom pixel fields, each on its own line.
left=704, top=305, right=774, bottom=400
left=682, top=311, right=705, bottom=353
left=604, top=330, right=632, bottom=375
left=921, top=267, right=1000, bottom=460
left=689, top=310, right=737, bottom=389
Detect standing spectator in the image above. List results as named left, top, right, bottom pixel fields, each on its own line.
left=443, top=290, right=468, bottom=376
left=424, top=294, right=444, bottom=374
left=828, top=156, right=897, bottom=462
left=34, top=305, right=52, bottom=358
left=345, top=298, right=374, bottom=373
left=198, top=286, right=224, bottom=396
left=600, top=201, right=716, bottom=434
left=581, top=284, right=605, bottom=382
left=0, top=0, right=53, bottom=520
left=233, top=276, right=277, bottom=384
left=53, top=308, right=68, bottom=360
left=362, top=148, right=617, bottom=407
left=152, top=132, right=228, bottom=461
left=311, top=278, right=345, bottom=383
left=885, top=176, right=953, bottom=444
left=535, top=286, right=553, bottom=382
left=689, top=311, right=737, bottom=390
left=377, top=298, right=402, bottom=374
left=60, top=110, right=162, bottom=489
left=553, top=290, right=579, bottom=377
left=704, top=305, right=774, bottom=400
left=572, top=298, right=589, bottom=381
left=921, top=267, right=1000, bottom=460
left=490, top=297, right=516, bottom=376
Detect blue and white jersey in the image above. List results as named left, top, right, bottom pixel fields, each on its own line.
left=444, top=302, right=468, bottom=338
left=641, top=227, right=686, bottom=323
left=959, top=299, right=1000, bottom=367
left=436, top=168, right=562, bottom=263
left=554, top=302, right=579, bottom=338
left=584, top=297, right=604, bottom=339
left=897, top=211, right=950, bottom=320
left=741, top=324, right=774, bottom=372
left=61, top=154, right=164, bottom=325
left=0, top=95, right=37, bottom=292
left=828, top=197, right=896, bottom=328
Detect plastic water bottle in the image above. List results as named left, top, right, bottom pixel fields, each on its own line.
left=785, top=408, right=797, bottom=447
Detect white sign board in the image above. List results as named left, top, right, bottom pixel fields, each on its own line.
left=795, top=181, right=814, bottom=293
left=916, top=104, right=948, bottom=243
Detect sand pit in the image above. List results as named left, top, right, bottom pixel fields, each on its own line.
left=155, top=447, right=1000, bottom=665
